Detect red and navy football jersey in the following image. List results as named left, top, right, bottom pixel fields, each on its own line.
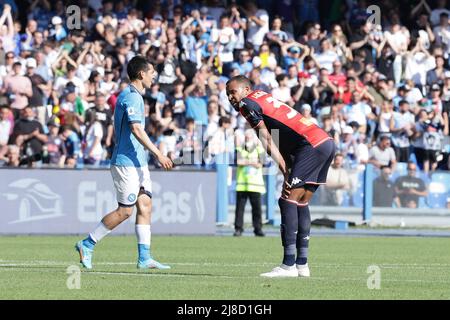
left=239, top=90, right=332, bottom=155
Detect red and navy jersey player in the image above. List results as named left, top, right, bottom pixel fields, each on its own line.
left=226, top=75, right=335, bottom=277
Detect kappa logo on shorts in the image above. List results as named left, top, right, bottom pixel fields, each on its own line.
left=291, top=177, right=302, bottom=185
left=128, top=193, right=137, bottom=202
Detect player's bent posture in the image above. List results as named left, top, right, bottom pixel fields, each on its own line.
left=226, top=76, right=335, bottom=278
left=75, top=56, right=173, bottom=270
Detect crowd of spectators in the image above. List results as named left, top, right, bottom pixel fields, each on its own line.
left=0, top=0, right=449, bottom=184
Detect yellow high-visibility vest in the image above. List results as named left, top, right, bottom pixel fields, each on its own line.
left=235, top=146, right=266, bottom=194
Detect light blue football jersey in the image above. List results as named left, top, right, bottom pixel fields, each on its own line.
left=111, top=85, right=147, bottom=167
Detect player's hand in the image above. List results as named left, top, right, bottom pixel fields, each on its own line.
left=157, top=154, right=174, bottom=170
left=282, top=174, right=291, bottom=198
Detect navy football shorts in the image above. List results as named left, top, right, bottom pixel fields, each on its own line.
left=288, top=139, right=336, bottom=192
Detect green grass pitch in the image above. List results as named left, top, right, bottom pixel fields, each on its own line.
left=0, top=235, right=449, bottom=299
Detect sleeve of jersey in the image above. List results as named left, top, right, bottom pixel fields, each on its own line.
left=240, top=98, right=264, bottom=129
left=124, top=94, right=142, bottom=124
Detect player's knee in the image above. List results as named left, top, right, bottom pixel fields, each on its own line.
left=117, top=206, right=133, bottom=219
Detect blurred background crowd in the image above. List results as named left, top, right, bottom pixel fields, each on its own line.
left=0, top=0, right=449, bottom=185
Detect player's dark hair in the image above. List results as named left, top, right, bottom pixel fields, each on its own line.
left=127, top=55, right=150, bottom=81
left=227, top=75, right=252, bottom=89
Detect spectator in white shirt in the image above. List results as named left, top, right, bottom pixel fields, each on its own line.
left=313, top=38, right=339, bottom=73
left=369, top=135, right=397, bottom=170
left=242, top=1, right=269, bottom=52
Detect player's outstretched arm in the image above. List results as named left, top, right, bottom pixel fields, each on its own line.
left=129, top=122, right=173, bottom=170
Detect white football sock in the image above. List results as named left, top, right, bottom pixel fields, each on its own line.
left=135, top=224, right=151, bottom=246
left=89, top=222, right=111, bottom=243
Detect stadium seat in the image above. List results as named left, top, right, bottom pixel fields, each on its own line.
left=427, top=192, right=448, bottom=209
left=427, top=181, right=448, bottom=209
left=431, top=173, right=450, bottom=192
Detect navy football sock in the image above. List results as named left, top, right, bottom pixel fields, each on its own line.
left=278, top=198, right=299, bottom=267
left=296, top=204, right=311, bottom=265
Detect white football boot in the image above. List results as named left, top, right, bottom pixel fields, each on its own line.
left=296, top=263, right=311, bottom=277
left=260, top=264, right=298, bottom=278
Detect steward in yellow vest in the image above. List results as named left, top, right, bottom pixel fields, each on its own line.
left=234, top=131, right=266, bottom=237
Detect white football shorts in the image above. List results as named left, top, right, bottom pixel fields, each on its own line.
left=110, top=165, right=153, bottom=206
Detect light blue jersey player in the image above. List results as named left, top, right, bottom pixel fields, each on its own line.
left=75, top=56, right=174, bottom=270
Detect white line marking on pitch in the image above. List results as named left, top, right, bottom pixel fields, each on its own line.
left=2, top=260, right=450, bottom=269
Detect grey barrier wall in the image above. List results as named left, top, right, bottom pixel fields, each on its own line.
left=0, top=168, right=216, bottom=235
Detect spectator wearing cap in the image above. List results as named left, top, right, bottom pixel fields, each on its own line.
left=299, top=104, right=318, bottom=126
left=1, top=61, right=32, bottom=117
left=44, top=118, right=66, bottom=166
left=338, top=125, right=358, bottom=167
left=50, top=16, right=67, bottom=42
left=57, top=82, right=88, bottom=135
left=390, top=100, right=415, bottom=163
left=280, top=41, right=305, bottom=71
left=369, top=135, right=397, bottom=171
left=428, top=83, right=445, bottom=114
left=25, top=57, right=49, bottom=127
